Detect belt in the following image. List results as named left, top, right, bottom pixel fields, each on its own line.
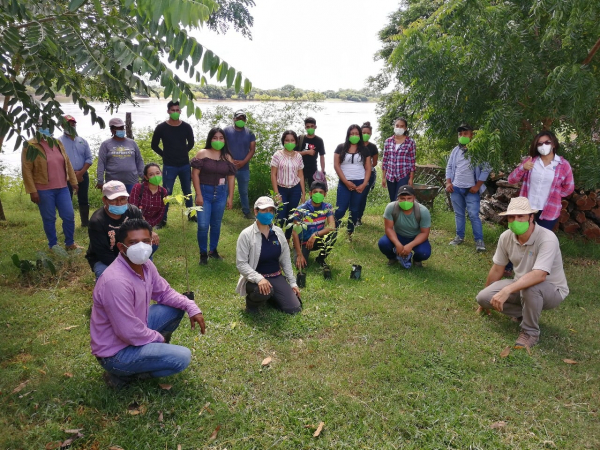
left=261, top=270, right=281, bottom=278
left=278, top=184, right=297, bottom=189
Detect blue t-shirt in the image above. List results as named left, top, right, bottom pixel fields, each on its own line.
left=223, top=126, right=256, bottom=171
left=293, top=200, right=334, bottom=243
left=255, top=227, right=282, bottom=275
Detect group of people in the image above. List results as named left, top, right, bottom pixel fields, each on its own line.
left=21, top=106, right=573, bottom=387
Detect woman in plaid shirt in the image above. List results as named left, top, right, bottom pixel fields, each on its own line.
left=381, top=118, right=416, bottom=201
left=508, top=130, right=574, bottom=231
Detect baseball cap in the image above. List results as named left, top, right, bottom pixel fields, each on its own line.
left=397, top=185, right=416, bottom=197
left=102, top=180, right=129, bottom=200
left=64, top=115, right=77, bottom=123
left=457, top=123, right=473, bottom=132
left=254, top=196, right=275, bottom=210
left=233, top=110, right=246, bottom=119
left=108, top=117, right=125, bottom=128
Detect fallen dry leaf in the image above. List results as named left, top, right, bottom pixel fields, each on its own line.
left=38, top=369, right=47, bottom=375
left=63, top=325, right=79, bottom=331
left=490, top=421, right=507, bottom=429
left=12, top=380, right=29, bottom=394
left=563, top=359, right=578, bottom=365
left=230, top=322, right=237, bottom=329
left=261, top=356, right=272, bottom=366
left=108, top=446, right=124, bottom=450
left=159, top=384, right=172, bottom=390
left=177, top=445, right=182, bottom=450
left=304, top=424, right=315, bottom=429
left=63, top=372, right=73, bottom=378
left=499, top=346, right=511, bottom=358
left=127, top=402, right=146, bottom=416
left=64, top=429, right=82, bottom=434
left=209, top=425, right=221, bottom=440
left=45, top=442, right=61, bottom=450
left=19, top=390, right=34, bottom=398
left=158, top=411, right=163, bottom=422
left=199, top=402, right=211, bottom=416
left=313, top=421, right=325, bottom=437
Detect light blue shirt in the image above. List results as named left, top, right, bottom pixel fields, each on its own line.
left=58, top=134, right=93, bottom=171
left=452, top=148, right=476, bottom=188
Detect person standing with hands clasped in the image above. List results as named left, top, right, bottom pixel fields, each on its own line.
left=271, top=130, right=305, bottom=240
left=445, top=123, right=491, bottom=252
left=356, top=121, right=379, bottom=226
left=381, top=118, right=416, bottom=201
left=333, top=124, right=372, bottom=238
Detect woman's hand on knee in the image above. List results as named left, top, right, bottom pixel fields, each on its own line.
left=258, top=278, right=272, bottom=296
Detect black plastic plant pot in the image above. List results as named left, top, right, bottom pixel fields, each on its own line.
left=323, top=267, right=332, bottom=280
left=183, top=291, right=195, bottom=300
left=297, top=272, right=306, bottom=288
left=350, top=264, right=362, bottom=280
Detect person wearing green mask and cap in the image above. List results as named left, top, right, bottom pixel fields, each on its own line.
left=475, top=197, right=569, bottom=350
left=223, top=110, right=256, bottom=219
left=378, top=185, right=431, bottom=268
left=291, top=181, right=337, bottom=270
left=151, top=100, right=196, bottom=227
left=295, top=117, right=326, bottom=189
left=445, top=123, right=491, bottom=252
left=356, top=121, right=379, bottom=226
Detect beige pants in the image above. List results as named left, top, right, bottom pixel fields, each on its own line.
left=476, top=279, right=564, bottom=337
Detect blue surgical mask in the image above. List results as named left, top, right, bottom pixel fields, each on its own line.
left=115, top=130, right=126, bottom=138
left=108, top=204, right=128, bottom=215
left=38, top=128, right=51, bottom=137
left=256, top=212, right=274, bottom=225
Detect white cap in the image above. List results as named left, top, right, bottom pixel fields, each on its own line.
left=254, top=196, right=275, bottom=210
left=108, top=117, right=125, bottom=127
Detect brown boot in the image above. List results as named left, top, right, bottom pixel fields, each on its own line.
left=79, top=205, right=89, bottom=227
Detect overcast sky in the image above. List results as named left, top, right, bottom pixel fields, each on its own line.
left=188, top=0, right=399, bottom=91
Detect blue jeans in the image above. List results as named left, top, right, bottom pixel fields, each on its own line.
left=235, top=170, right=250, bottom=214
left=37, top=187, right=76, bottom=248
left=386, top=175, right=410, bottom=202
left=450, top=187, right=483, bottom=241
left=67, top=171, right=89, bottom=206
left=358, top=170, right=377, bottom=220
left=197, top=184, right=228, bottom=254
left=335, top=179, right=366, bottom=234
left=277, top=183, right=302, bottom=239
left=97, top=304, right=191, bottom=378
left=93, top=261, right=109, bottom=279
left=163, top=164, right=193, bottom=220
left=378, top=233, right=432, bottom=262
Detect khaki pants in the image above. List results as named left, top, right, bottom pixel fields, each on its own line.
left=476, top=279, right=564, bottom=336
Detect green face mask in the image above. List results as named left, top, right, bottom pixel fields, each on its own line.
left=508, top=220, right=529, bottom=236
left=398, top=201, right=414, bottom=211
left=235, top=120, right=246, bottom=128
left=349, top=135, right=360, bottom=145
left=458, top=136, right=470, bottom=145
left=362, top=133, right=371, bottom=142
left=284, top=142, right=296, bottom=151
left=311, top=193, right=325, bottom=204
left=306, top=128, right=315, bottom=135
left=148, top=175, right=162, bottom=186
left=169, top=112, right=180, bottom=120
left=211, top=140, right=225, bottom=151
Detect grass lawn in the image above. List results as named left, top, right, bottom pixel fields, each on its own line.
left=0, top=182, right=599, bottom=450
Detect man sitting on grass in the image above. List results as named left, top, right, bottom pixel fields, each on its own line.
left=291, top=181, right=337, bottom=269
left=475, top=197, right=568, bottom=349
left=378, top=185, right=431, bottom=268
left=91, top=219, right=205, bottom=389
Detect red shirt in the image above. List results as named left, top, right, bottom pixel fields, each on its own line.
left=129, top=181, right=167, bottom=227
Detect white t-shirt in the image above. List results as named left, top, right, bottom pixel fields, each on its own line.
left=335, top=145, right=365, bottom=180
left=528, top=155, right=559, bottom=210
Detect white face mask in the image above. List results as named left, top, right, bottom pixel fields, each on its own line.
left=537, top=143, right=552, bottom=156
left=394, top=127, right=406, bottom=136
left=122, top=242, right=153, bottom=265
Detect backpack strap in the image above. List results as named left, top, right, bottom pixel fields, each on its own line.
left=391, top=200, right=421, bottom=227
left=298, top=134, right=305, bottom=151
left=391, top=201, right=400, bottom=225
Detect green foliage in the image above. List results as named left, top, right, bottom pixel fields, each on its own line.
left=374, top=0, right=600, bottom=187
left=0, top=0, right=253, bottom=157
left=195, top=101, right=323, bottom=202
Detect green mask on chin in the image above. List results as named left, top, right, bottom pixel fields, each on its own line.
left=211, top=140, right=225, bottom=151
left=362, top=133, right=371, bottom=142
left=349, top=135, right=360, bottom=145
left=508, top=220, right=529, bottom=235
left=235, top=120, right=246, bottom=128
left=398, top=201, right=413, bottom=211
left=311, top=193, right=325, bottom=204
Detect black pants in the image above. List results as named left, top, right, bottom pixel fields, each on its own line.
left=246, top=275, right=301, bottom=314
left=300, top=232, right=336, bottom=264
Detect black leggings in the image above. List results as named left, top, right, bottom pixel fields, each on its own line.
left=246, top=275, right=302, bottom=314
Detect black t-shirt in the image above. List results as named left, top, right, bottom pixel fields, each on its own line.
left=295, top=135, right=325, bottom=180
left=255, top=228, right=282, bottom=275
left=151, top=121, right=195, bottom=167
left=365, top=142, right=379, bottom=169
left=85, top=204, right=143, bottom=269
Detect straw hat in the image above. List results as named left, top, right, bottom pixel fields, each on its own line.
left=498, top=197, right=538, bottom=216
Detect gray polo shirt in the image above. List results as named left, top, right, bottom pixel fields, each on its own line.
left=493, top=225, right=569, bottom=299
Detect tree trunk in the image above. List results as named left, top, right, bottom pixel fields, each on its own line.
left=560, top=219, right=580, bottom=234
left=581, top=220, right=600, bottom=241
left=0, top=197, right=6, bottom=221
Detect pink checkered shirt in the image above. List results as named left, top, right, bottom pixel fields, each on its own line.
left=507, top=155, right=574, bottom=220
left=382, top=136, right=416, bottom=181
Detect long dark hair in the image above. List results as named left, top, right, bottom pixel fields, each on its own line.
left=529, top=130, right=559, bottom=158
left=338, top=124, right=369, bottom=167
left=204, top=127, right=232, bottom=160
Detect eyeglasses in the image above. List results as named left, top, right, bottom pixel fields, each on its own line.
left=537, top=140, right=552, bottom=146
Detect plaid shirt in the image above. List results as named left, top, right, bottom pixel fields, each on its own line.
left=508, top=155, right=574, bottom=220
left=129, top=181, right=167, bottom=227
left=382, top=136, right=416, bottom=181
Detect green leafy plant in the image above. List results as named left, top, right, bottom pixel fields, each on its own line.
left=12, top=252, right=56, bottom=276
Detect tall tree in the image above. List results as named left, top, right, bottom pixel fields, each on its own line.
left=0, top=0, right=253, bottom=220
left=374, top=0, right=600, bottom=187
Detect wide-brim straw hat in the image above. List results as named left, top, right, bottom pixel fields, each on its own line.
left=498, top=196, right=539, bottom=215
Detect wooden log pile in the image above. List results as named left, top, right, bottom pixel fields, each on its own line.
left=479, top=180, right=600, bottom=241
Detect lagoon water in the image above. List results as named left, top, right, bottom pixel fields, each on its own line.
left=0, top=99, right=378, bottom=177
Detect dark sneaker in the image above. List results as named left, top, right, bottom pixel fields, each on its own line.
left=449, top=236, right=464, bottom=246
left=209, top=250, right=223, bottom=260
left=475, top=239, right=486, bottom=252
left=199, top=253, right=208, bottom=265
left=387, top=258, right=397, bottom=266
left=515, top=331, right=539, bottom=349
left=244, top=212, right=255, bottom=220
left=356, top=218, right=363, bottom=227
left=413, top=260, right=423, bottom=268
left=154, top=220, right=167, bottom=230
left=102, top=371, right=131, bottom=390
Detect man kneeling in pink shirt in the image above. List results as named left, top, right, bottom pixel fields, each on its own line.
left=90, top=218, right=205, bottom=388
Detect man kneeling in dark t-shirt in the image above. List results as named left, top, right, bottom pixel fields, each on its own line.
left=86, top=181, right=158, bottom=278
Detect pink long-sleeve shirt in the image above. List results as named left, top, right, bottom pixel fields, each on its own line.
left=90, top=254, right=201, bottom=357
